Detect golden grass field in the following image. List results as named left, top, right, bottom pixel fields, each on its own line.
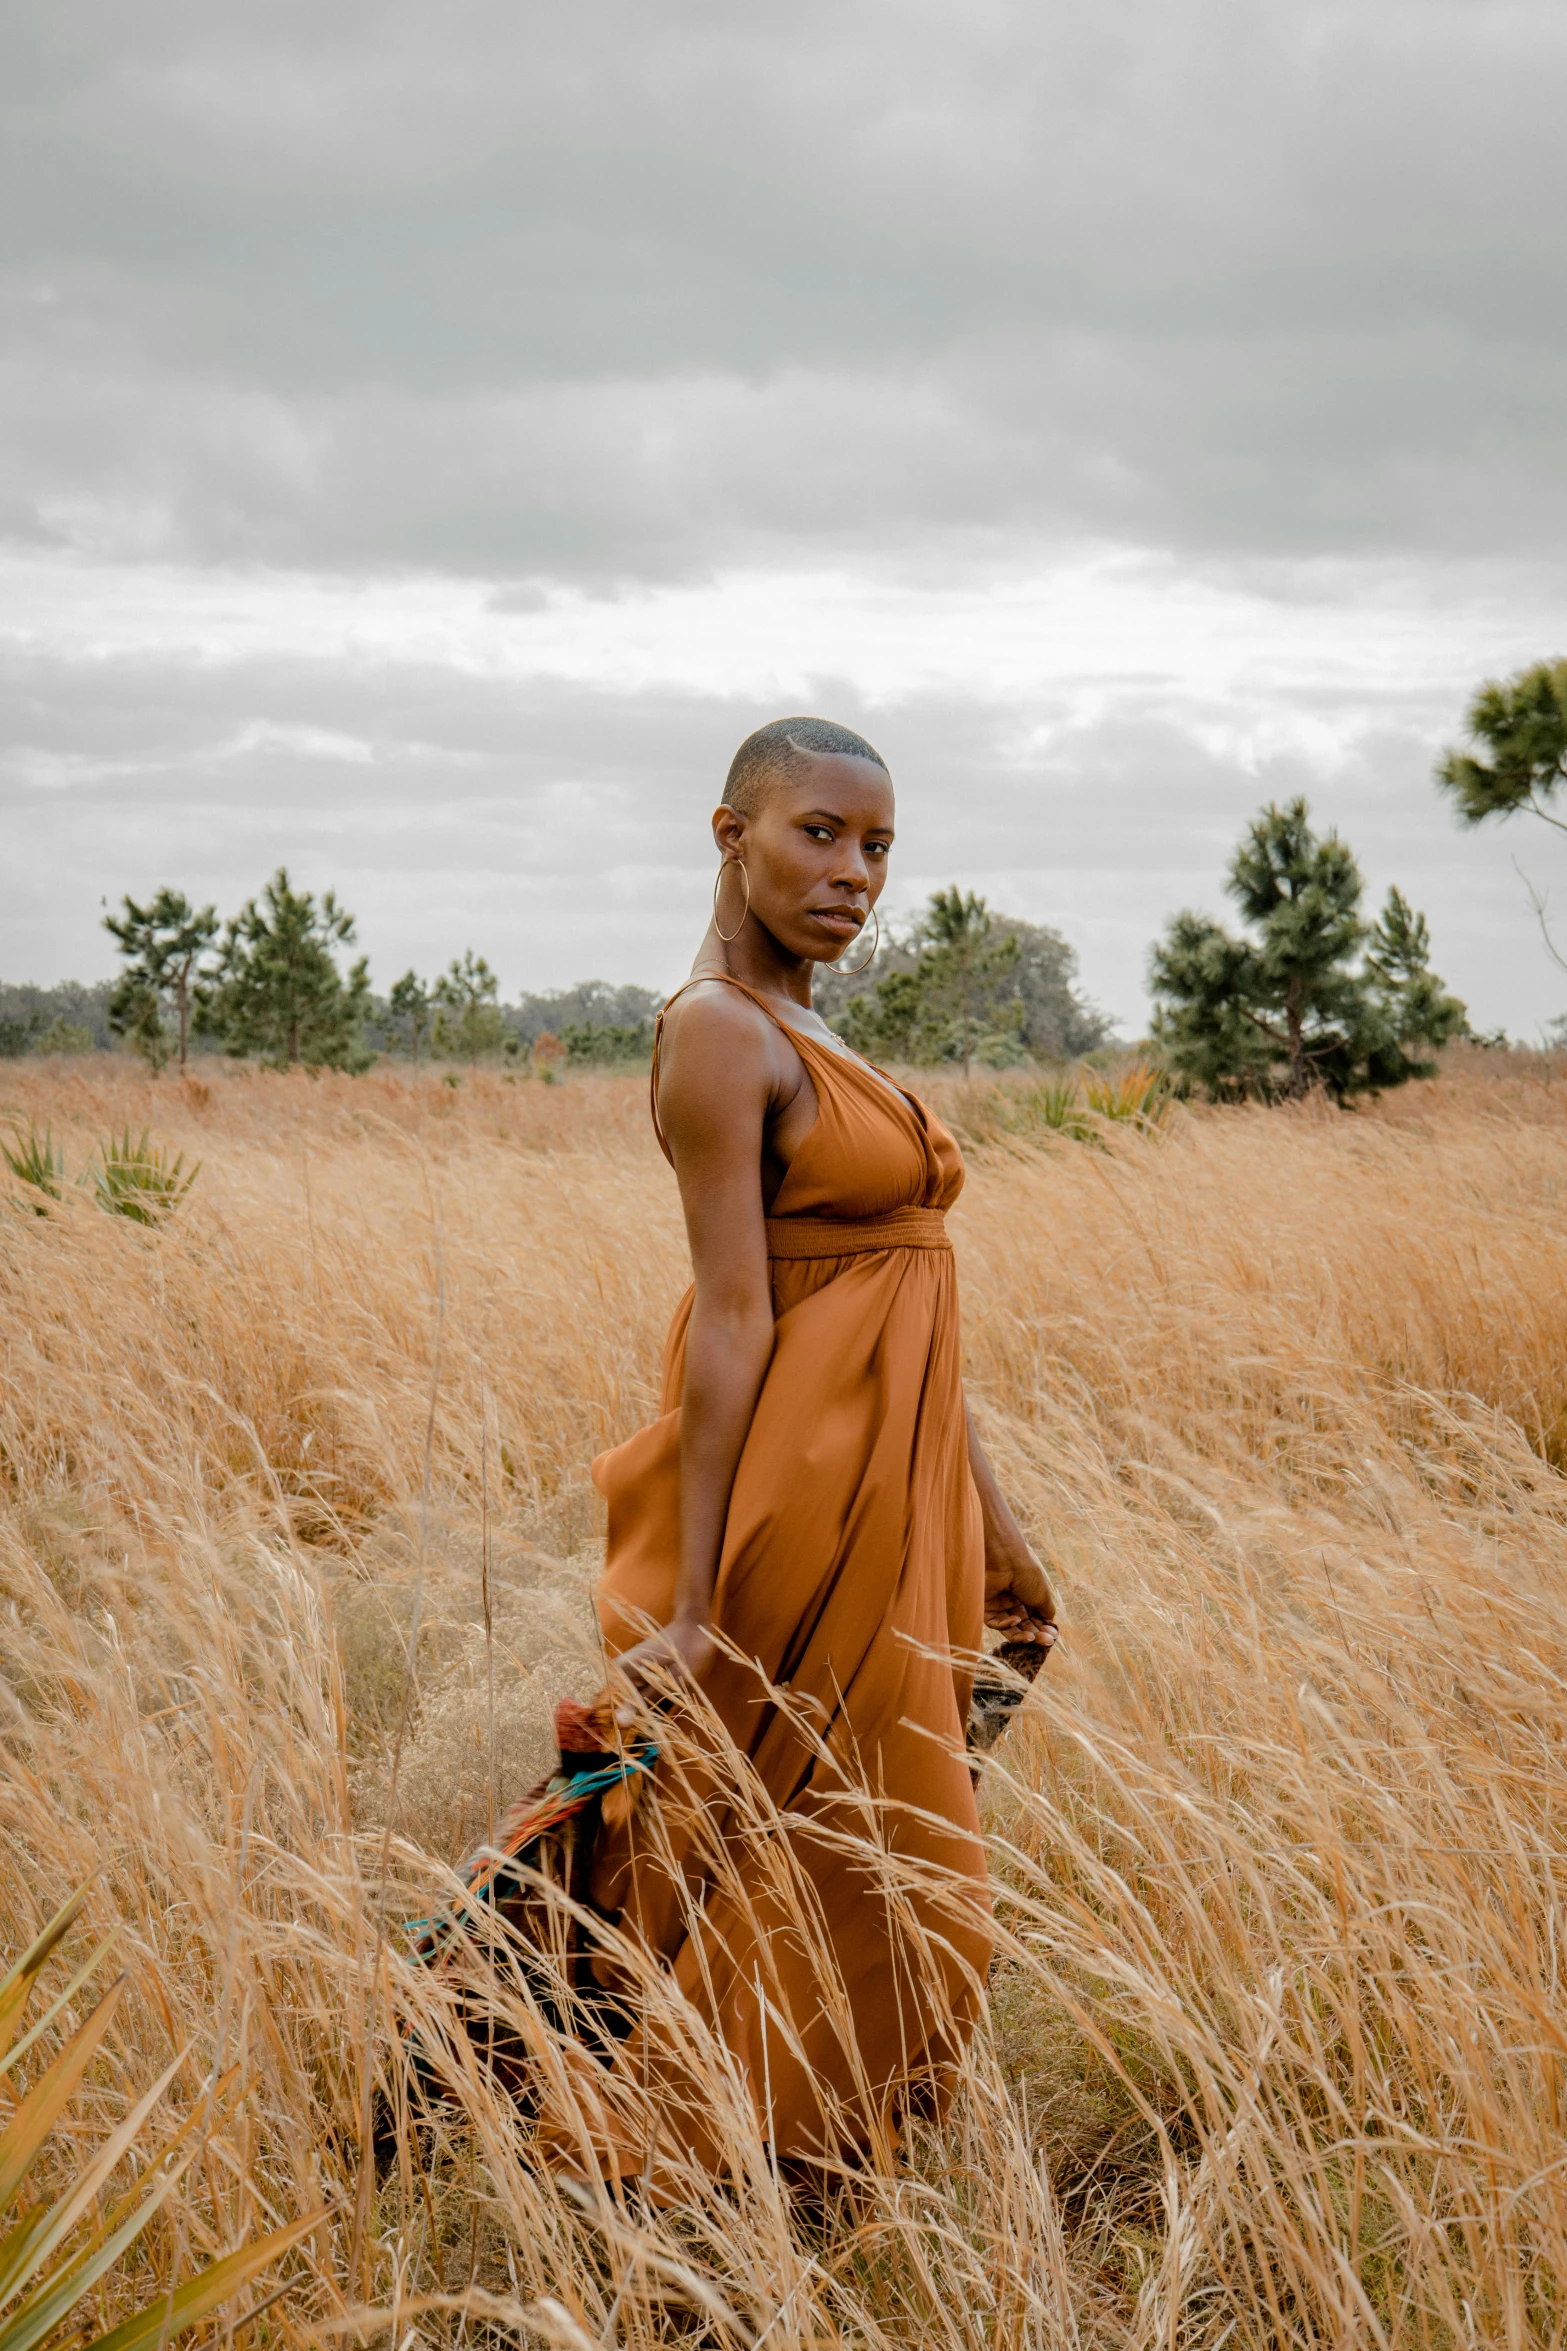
left=4, top=1050, right=1567, bottom=2348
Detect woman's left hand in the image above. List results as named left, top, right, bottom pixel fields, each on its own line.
left=983, top=1535, right=1059, bottom=1650
left=610, top=1614, right=717, bottom=1729
left=967, top=1399, right=1060, bottom=1650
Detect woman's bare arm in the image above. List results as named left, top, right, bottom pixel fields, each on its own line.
left=967, top=1404, right=1058, bottom=1648
left=615, top=986, right=801, bottom=1699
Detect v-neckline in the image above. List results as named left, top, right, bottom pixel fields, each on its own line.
left=763, top=1002, right=918, bottom=1119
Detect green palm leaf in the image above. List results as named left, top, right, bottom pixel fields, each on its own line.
left=0, top=1896, right=94, bottom=2069
left=0, top=1892, right=324, bottom=2351
left=74, top=2208, right=324, bottom=2351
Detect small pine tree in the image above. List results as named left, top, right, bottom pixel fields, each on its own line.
left=202, top=869, right=370, bottom=1069
left=1147, top=913, right=1276, bottom=1101
left=36, top=1018, right=95, bottom=1056
left=1229, top=799, right=1366, bottom=1098
left=431, top=951, right=508, bottom=1060
left=1359, top=887, right=1468, bottom=1086
left=1150, top=799, right=1464, bottom=1101
left=388, top=970, right=434, bottom=1066
left=103, top=888, right=220, bottom=1073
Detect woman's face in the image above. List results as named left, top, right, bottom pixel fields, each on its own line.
left=714, top=754, right=896, bottom=965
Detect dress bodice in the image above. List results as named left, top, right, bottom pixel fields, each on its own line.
left=652, top=975, right=965, bottom=1224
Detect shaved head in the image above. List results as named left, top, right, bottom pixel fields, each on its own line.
left=722, top=716, right=890, bottom=818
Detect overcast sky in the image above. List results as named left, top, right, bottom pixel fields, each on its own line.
left=5, top=1, right=1567, bottom=1034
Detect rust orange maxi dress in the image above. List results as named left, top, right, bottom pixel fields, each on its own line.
left=588, top=976, right=993, bottom=2166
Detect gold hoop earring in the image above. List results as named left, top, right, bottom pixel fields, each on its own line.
left=713, top=857, right=750, bottom=942
left=837, top=905, right=880, bottom=977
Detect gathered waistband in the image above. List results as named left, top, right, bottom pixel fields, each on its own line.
left=765, top=1207, right=951, bottom=1259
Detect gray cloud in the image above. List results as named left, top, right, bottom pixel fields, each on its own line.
left=3, top=3, right=1567, bottom=576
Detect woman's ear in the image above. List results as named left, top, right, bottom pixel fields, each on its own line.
left=712, top=805, right=747, bottom=858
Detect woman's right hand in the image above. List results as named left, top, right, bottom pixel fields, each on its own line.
left=611, top=1615, right=717, bottom=1728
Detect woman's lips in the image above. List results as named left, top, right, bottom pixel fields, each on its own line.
left=812, top=908, right=863, bottom=933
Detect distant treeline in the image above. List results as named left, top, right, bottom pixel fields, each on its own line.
left=9, top=865, right=1111, bottom=1076
left=0, top=974, right=662, bottom=1064
left=0, top=981, right=119, bottom=1058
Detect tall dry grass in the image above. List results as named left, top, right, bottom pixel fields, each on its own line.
left=3, top=1052, right=1567, bottom=2347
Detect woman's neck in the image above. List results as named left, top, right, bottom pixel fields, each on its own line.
left=692, top=921, right=817, bottom=1010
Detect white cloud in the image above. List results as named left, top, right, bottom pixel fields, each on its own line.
left=227, top=720, right=375, bottom=764
left=5, top=542, right=1565, bottom=1035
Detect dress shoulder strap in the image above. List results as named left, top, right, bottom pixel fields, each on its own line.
left=648, top=973, right=798, bottom=1163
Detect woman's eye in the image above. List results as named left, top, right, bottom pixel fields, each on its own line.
left=867, top=840, right=890, bottom=858
left=804, top=825, right=834, bottom=842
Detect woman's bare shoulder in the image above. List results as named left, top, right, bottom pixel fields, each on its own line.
left=659, top=980, right=801, bottom=1119
left=661, top=977, right=778, bottom=1058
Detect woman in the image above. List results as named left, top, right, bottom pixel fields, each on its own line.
left=580, top=715, right=1057, bottom=2176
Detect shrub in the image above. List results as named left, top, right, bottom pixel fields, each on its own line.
left=1014, top=1078, right=1100, bottom=1141
left=1, top=1123, right=65, bottom=1211
left=562, top=1020, right=653, bottom=1067
left=84, top=1129, right=198, bottom=1225
left=34, top=1019, right=94, bottom=1057
left=1082, top=1061, right=1174, bottom=1128
left=963, top=1064, right=1173, bottom=1147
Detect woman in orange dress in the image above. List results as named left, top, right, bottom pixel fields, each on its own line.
left=583, top=716, right=1056, bottom=2175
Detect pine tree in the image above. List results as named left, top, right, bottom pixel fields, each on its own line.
left=1437, top=659, right=1567, bottom=833
left=102, top=888, right=219, bottom=1073
left=917, top=889, right=1022, bottom=1077
left=202, top=870, right=370, bottom=1069
left=388, top=971, right=433, bottom=1066
left=1229, top=799, right=1366, bottom=1097
left=1359, top=887, right=1468, bottom=1086
left=835, top=889, right=1024, bottom=1073
left=431, top=952, right=508, bottom=1060
left=1437, top=658, right=1567, bottom=976
left=1146, top=913, right=1275, bottom=1101
left=1150, top=799, right=1464, bottom=1101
